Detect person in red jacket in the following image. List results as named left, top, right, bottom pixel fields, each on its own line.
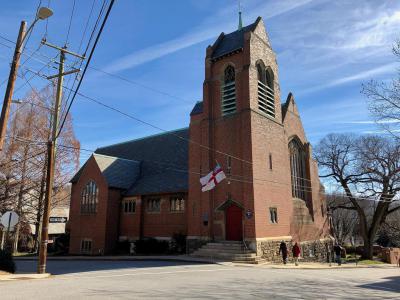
left=292, top=242, right=301, bottom=266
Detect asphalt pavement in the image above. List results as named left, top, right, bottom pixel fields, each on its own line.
left=1, top=260, right=399, bottom=299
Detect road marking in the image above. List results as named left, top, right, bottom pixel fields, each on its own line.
left=59, top=263, right=226, bottom=276
left=59, top=267, right=238, bottom=280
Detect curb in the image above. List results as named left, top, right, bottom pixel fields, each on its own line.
left=13, top=255, right=223, bottom=265
left=0, top=273, right=51, bottom=281
left=259, top=264, right=399, bottom=270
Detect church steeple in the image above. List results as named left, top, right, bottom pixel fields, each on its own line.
left=238, top=1, right=243, bottom=30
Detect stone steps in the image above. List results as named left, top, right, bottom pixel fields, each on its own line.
left=191, top=241, right=265, bottom=264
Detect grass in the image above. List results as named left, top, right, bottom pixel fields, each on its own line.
left=12, top=252, right=36, bottom=257
left=356, top=259, right=385, bottom=265
left=344, top=254, right=386, bottom=265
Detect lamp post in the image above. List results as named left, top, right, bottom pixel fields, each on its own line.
left=0, top=7, right=53, bottom=150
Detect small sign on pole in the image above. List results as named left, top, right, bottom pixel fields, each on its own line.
left=49, top=217, right=68, bottom=223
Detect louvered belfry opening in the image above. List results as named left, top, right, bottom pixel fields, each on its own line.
left=221, top=65, right=237, bottom=115
left=289, top=139, right=307, bottom=201
left=257, top=63, right=275, bottom=118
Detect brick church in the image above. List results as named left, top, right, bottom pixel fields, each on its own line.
left=69, top=17, right=331, bottom=261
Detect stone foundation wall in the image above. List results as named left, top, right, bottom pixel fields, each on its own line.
left=256, top=238, right=334, bottom=263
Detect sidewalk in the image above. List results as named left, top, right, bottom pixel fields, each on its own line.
left=11, top=255, right=399, bottom=270
left=0, top=272, right=50, bottom=281
left=254, top=262, right=400, bottom=269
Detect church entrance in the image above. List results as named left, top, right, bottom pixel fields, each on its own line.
left=225, top=204, right=243, bottom=241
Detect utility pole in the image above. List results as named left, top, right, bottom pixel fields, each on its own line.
left=0, top=21, right=26, bottom=150
left=0, top=7, right=53, bottom=151
left=37, top=40, right=83, bottom=274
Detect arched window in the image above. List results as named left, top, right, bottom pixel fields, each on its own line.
left=221, top=65, right=237, bottom=115
left=257, top=62, right=275, bottom=118
left=289, top=139, right=307, bottom=200
left=81, top=180, right=98, bottom=214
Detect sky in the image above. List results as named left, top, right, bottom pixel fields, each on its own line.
left=0, top=0, right=399, bottom=165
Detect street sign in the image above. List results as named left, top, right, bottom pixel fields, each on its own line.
left=0, top=211, right=19, bottom=230
left=49, top=217, right=68, bottom=223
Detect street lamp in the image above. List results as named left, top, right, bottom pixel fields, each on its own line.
left=23, top=7, right=53, bottom=44
left=0, top=7, right=53, bottom=150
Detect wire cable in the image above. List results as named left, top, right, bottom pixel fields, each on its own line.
left=56, top=0, right=115, bottom=139
left=65, top=0, right=76, bottom=46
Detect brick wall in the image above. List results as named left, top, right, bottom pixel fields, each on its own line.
left=69, top=156, right=111, bottom=255
left=187, top=17, right=329, bottom=247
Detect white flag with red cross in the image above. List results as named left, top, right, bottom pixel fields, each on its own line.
left=200, top=164, right=226, bottom=192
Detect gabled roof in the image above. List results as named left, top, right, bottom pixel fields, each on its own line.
left=93, top=154, right=140, bottom=190
left=190, top=101, right=203, bottom=116
left=94, top=128, right=189, bottom=196
left=282, top=92, right=298, bottom=123
left=211, top=17, right=261, bottom=60
left=70, top=154, right=140, bottom=190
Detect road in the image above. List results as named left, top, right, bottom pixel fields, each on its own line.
left=1, top=260, right=399, bottom=299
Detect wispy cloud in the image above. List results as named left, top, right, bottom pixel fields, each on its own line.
left=341, top=119, right=400, bottom=125
left=103, top=0, right=313, bottom=73
left=363, top=129, right=400, bottom=134
left=299, top=62, right=397, bottom=95
left=327, top=63, right=397, bottom=86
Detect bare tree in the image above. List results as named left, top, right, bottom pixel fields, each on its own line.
left=326, top=193, right=359, bottom=245
left=0, top=85, right=79, bottom=252
left=362, top=40, right=400, bottom=136
left=315, top=133, right=400, bottom=259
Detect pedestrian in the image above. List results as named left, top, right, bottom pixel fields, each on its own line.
left=279, top=241, right=288, bottom=264
left=292, top=242, right=301, bottom=266
left=333, top=243, right=342, bottom=266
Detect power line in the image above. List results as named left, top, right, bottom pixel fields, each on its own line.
left=61, top=0, right=103, bottom=126
left=58, top=143, right=400, bottom=204
left=57, top=0, right=115, bottom=139
left=2, top=32, right=194, bottom=106
left=4, top=131, right=399, bottom=205
left=65, top=0, right=76, bottom=46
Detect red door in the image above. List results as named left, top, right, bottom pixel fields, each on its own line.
left=226, top=205, right=243, bottom=241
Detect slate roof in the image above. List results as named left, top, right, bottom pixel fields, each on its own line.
left=71, top=154, right=140, bottom=190
left=93, top=154, right=141, bottom=190
left=211, top=18, right=260, bottom=60
left=93, top=128, right=189, bottom=196
left=190, top=101, right=203, bottom=116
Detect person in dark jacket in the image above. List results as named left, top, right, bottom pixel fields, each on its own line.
left=292, top=242, right=301, bottom=266
left=279, top=241, right=288, bottom=264
left=333, top=243, right=343, bottom=266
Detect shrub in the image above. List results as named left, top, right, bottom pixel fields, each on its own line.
left=0, top=249, right=16, bottom=273
left=114, top=240, right=131, bottom=255
left=170, top=233, right=186, bottom=254
left=134, top=238, right=169, bottom=254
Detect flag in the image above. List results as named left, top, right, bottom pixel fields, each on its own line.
left=200, top=164, right=226, bottom=192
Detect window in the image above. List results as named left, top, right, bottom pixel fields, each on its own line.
left=289, top=138, right=307, bottom=200
left=170, top=196, right=185, bottom=212
left=269, top=207, right=278, bottom=223
left=269, top=153, right=273, bottom=170
left=147, top=198, right=161, bottom=212
left=257, top=62, right=275, bottom=118
left=81, top=239, right=92, bottom=254
left=221, top=65, right=237, bottom=115
left=81, top=180, right=98, bottom=214
left=123, top=199, right=136, bottom=213
left=227, top=156, right=232, bottom=175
